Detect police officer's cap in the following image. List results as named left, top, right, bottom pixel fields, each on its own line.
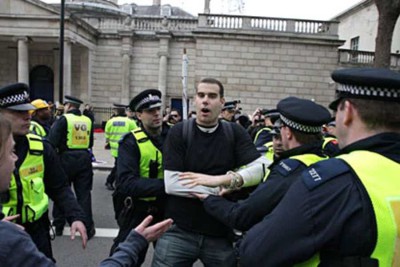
left=113, top=103, right=128, bottom=109
left=222, top=101, right=236, bottom=111
left=278, top=97, right=331, bottom=134
left=130, top=89, right=162, bottom=112
left=264, top=109, right=280, bottom=123
left=0, top=83, right=35, bottom=111
left=64, top=95, right=83, bottom=105
left=329, top=67, right=400, bottom=110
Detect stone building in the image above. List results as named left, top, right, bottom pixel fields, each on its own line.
left=1, top=0, right=345, bottom=122
left=334, top=0, right=400, bottom=69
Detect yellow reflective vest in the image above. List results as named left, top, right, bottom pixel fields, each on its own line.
left=29, top=121, right=46, bottom=137
left=132, top=128, right=163, bottom=201
left=2, top=134, right=48, bottom=223
left=105, top=116, right=137, bottom=158
left=64, top=113, right=92, bottom=149
left=338, top=151, right=400, bottom=266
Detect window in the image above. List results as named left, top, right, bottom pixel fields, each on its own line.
left=350, top=36, right=360, bottom=62
left=350, top=36, right=359, bottom=50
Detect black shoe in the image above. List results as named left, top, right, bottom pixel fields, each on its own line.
left=105, top=182, right=115, bottom=191
left=88, top=227, right=96, bottom=240
left=55, top=226, right=64, bottom=236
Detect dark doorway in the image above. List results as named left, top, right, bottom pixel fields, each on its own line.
left=171, top=98, right=190, bottom=118
left=29, top=65, right=54, bottom=101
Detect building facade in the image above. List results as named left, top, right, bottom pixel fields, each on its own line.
left=1, top=0, right=346, bottom=123
left=334, top=0, right=400, bottom=68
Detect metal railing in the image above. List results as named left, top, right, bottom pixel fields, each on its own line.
left=338, top=49, right=400, bottom=69
left=198, top=14, right=338, bottom=36
left=93, top=14, right=337, bottom=36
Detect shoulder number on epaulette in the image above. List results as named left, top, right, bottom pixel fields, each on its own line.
left=275, top=159, right=303, bottom=177
left=301, top=158, right=350, bottom=191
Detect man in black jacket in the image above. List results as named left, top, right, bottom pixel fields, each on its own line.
left=189, top=97, right=331, bottom=232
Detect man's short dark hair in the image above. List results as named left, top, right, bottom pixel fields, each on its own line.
left=339, top=98, right=400, bottom=132
left=288, top=126, right=323, bottom=145
left=197, top=78, right=224, bottom=97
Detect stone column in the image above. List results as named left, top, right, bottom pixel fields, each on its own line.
left=204, top=0, right=211, bottom=14
left=16, top=37, right=29, bottom=84
left=157, top=32, right=170, bottom=108
left=120, top=33, right=133, bottom=103
left=63, top=39, right=72, bottom=96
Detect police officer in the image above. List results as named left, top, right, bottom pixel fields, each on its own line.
left=104, top=103, right=138, bottom=190
left=29, top=99, right=52, bottom=137
left=189, top=97, right=331, bottom=232
left=110, top=89, right=169, bottom=266
left=252, top=109, right=280, bottom=147
left=0, top=83, right=87, bottom=260
left=48, top=95, right=95, bottom=238
left=220, top=101, right=236, bottom=122
left=240, top=68, right=400, bottom=266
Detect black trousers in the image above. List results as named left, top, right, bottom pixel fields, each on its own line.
left=53, top=150, right=94, bottom=230
left=24, top=213, right=55, bottom=262
left=106, top=158, right=118, bottom=185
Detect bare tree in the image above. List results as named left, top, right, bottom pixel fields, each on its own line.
left=374, top=0, right=400, bottom=68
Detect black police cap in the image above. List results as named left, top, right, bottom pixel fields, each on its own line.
left=329, top=68, right=400, bottom=110
left=0, top=83, right=35, bottom=111
left=64, top=95, right=83, bottom=105
left=222, top=101, right=236, bottom=111
left=129, top=89, right=162, bottom=112
left=278, top=97, right=331, bottom=134
left=113, top=103, right=128, bottom=109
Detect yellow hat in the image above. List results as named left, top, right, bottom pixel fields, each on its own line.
left=31, top=99, right=49, bottom=110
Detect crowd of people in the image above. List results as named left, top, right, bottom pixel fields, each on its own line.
left=0, top=66, right=399, bottom=267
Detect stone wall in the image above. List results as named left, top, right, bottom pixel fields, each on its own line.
left=0, top=43, right=17, bottom=86
left=91, top=38, right=124, bottom=106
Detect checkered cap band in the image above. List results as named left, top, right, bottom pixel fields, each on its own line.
left=0, top=90, right=29, bottom=107
left=280, top=114, right=322, bottom=133
left=337, top=83, right=400, bottom=99
left=135, top=94, right=161, bottom=111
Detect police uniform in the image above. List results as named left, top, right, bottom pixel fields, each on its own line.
left=203, top=97, right=331, bottom=232
left=252, top=109, right=280, bottom=147
left=47, top=95, right=95, bottom=237
left=0, top=83, right=86, bottom=260
left=240, top=68, right=400, bottom=266
left=221, top=101, right=236, bottom=122
left=110, top=89, right=168, bottom=266
left=105, top=104, right=138, bottom=190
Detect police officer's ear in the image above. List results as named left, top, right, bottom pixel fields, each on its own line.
left=220, top=97, right=225, bottom=106
left=338, top=100, right=356, bottom=128
left=135, top=111, right=142, bottom=121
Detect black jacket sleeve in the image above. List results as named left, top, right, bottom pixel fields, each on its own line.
left=47, top=116, right=67, bottom=151
left=116, top=134, right=165, bottom=198
left=203, top=165, right=306, bottom=231
left=42, top=140, right=86, bottom=224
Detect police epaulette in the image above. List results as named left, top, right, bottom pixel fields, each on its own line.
left=275, top=159, right=303, bottom=177
left=301, top=158, right=350, bottom=191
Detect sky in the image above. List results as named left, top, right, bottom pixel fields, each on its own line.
left=43, top=0, right=364, bottom=20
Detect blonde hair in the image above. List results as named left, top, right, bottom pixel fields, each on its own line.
left=0, top=114, right=12, bottom=160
